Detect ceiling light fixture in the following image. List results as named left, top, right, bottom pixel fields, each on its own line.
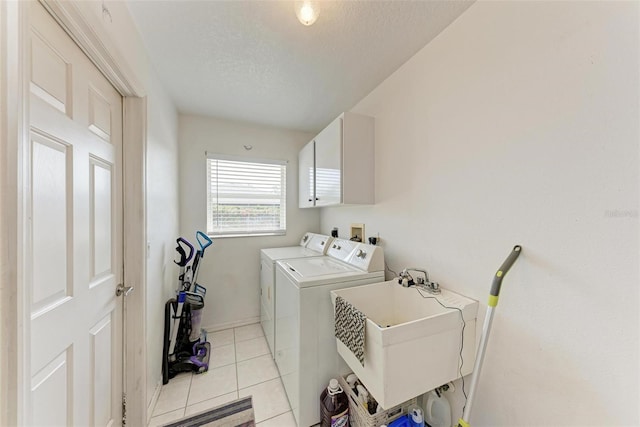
left=295, top=1, right=319, bottom=26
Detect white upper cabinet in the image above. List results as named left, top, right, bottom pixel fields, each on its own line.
left=298, top=140, right=315, bottom=208
left=314, top=118, right=342, bottom=206
left=299, top=112, right=374, bottom=208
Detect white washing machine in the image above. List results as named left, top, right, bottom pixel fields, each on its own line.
left=275, top=239, right=384, bottom=427
left=260, top=233, right=333, bottom=358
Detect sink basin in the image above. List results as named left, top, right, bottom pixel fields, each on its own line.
left=331, top=280, right=478, bottom=409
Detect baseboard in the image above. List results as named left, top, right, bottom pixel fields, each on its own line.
left=203, top=316, right=260, bottom=332
left=147, top=379, right=162, bottom=423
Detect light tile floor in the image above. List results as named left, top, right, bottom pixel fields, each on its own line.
left=149, top=323, right=297, bottom=427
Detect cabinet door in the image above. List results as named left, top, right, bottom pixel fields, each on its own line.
left=314, top=117, right=342, bottom=206
left=298, top=140, right=315, bottom=208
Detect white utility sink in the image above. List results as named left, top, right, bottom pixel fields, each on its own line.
left=331, top=280, right=478, bottom=409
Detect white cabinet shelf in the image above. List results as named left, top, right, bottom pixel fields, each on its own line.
left=299, top=112, right=374, bottom=208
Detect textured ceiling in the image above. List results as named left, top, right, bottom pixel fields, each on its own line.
left=127, top=0, right=474, bottom=132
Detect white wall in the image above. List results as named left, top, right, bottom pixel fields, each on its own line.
left=179, top=114, right=320, bottom=330
left=145, top=73, right=179, bottom=407
left=321, top=1, right=639, bottom=426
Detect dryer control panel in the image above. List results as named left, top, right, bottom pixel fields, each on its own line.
left=299, top=232, right=312, bottom=246
left=306, top=234, right=333, bottom=254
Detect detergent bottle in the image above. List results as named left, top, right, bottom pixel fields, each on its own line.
left=320, top=379, right=349, bottom=427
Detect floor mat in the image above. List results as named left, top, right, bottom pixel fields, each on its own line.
left=162, top=396, right=255, bottom=427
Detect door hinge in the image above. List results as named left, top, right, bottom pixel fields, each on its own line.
left=122, top=392, right=127, bottom=426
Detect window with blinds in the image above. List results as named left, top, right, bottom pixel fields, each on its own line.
left=206, top=155, right=287, bottom=236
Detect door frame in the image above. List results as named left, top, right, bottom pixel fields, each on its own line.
left=0, top=1, right=148, bottom=425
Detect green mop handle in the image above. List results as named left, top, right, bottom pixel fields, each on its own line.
left=488, top=245, right=522, bottom=308
left=457, top=245, right=522, bottom=427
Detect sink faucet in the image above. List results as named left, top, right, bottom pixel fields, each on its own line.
left=399, top=267, right=441, bottom=294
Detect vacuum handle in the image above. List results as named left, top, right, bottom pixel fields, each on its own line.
left=489, top=245, right=522, bottom=301
left=174, top=238, right=195, bottom=267
left=196, top=231, right=213, bottom=256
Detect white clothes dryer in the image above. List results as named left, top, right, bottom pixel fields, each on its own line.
left=274, top=239, right=384, bottom=427
left=260, top=233, right=332, bottom=358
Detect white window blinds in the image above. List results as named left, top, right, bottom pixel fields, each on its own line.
left=206, top=155, right=287, bottom=236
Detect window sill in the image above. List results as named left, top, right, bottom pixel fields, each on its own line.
left=208, top=231, right=286, bottom=239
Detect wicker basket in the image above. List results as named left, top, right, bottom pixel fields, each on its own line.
left=338, top=375, right=417, bottom=427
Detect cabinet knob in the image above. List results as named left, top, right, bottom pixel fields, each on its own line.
left=308, top=199, right=312, bottom=202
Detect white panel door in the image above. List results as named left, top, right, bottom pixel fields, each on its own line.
left=27, top=2, right=124, bottom=426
